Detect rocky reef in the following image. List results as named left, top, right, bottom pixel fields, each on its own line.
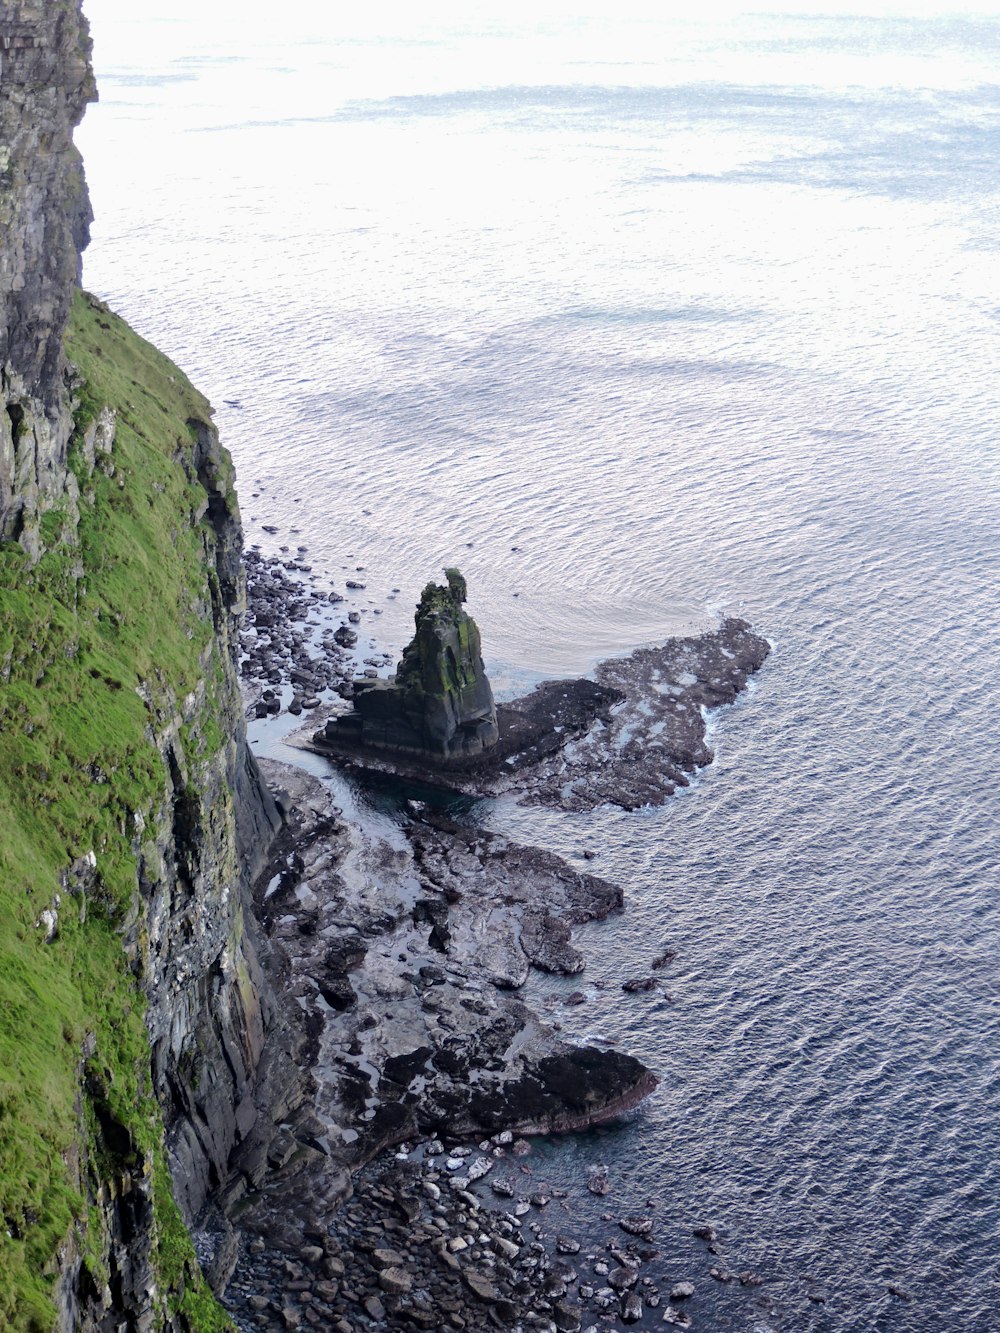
left=325, top=567, right=499, bottom=759
left=308, top=617, right=770, bottom=812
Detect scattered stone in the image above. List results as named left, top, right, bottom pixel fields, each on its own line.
left=372, top=1248, right=405, bottom=1267
left=661, top=1307, right=691, bottom=1327
left=464, top=1270, right=499, bottom=1303
left=619, top=1216, right=654, bottom=1239
left=378, top=1266, right=412, bottom=1295
left=622, top=977, right=658, bottom=994
left=670, top=1281, right=694, bottom=1300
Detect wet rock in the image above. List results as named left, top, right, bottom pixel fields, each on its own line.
left=622, top=977, right=658, bottom=994
left=662, top=1307, right=691, bottom=1327
left=608, top=1266, right=638, bottom=1293
left=670, top=1281, right=694, bottom=1300
left=619, top=1216, right=654, bottom=1239
left=621, top=1290, right=643, bottom=1323
left=363, top=1294, right=386, bottom=1320
left=372, top=1247, right=405, bottom=1267
left=464, top=1270, right=500, bottom=1302
left=586, top=1166, right=610, bottom=1196
left=553, top=1300, right=583, bottom=1330
left=691, top=1224, right=717, bottom=1241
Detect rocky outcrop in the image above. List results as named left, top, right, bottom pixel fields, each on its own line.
left=217, top=757, right=656, bottom=1306
left=326, top=567, right=499, bottom=759
left=306, top=619, right=770, bottom=810
left=0, top=0, right=96, bottom=554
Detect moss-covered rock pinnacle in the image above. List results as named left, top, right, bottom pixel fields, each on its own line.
left=329, top=568, right=499, bottom=760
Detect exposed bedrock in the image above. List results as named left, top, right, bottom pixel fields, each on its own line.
left=308, top=616, right=771, bottom=810
left=0, top=0, right=97, bottom=553
left=328, top=567, right=500, bottom=759
left=225, top=759, right=657, bottom=1254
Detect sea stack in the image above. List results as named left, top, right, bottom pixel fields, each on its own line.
left=328, top=567, right=499, bottom=759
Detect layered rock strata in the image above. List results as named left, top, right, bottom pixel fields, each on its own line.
left=327, top=567, right=499, bottom=759
left=0, top=0, right=96, bottom=553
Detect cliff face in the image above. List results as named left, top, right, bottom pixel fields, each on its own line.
left=0, top=0, right=95, bottom=552
left=0, top=5, right=283, bottom=1329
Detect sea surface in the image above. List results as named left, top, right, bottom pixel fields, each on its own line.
left=78, top=4, right=1000, bottom=1329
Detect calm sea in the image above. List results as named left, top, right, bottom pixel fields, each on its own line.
left=79, top=3, right=1000, bottom=1328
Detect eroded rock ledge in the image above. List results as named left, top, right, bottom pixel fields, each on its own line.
left=304, top=616, right=770, bottom=811
left=254, top=761, right=652, bottom=1168
left=212, top=758, right=657, bottom=1327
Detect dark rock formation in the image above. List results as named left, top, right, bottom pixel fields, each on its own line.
left=305, top=618, right=770, bottom=811
left=0, top=0, right=96, bottom=553
left=239, top=760, right=655, bottom=1182
left=326, top=567, right=499, bottom=759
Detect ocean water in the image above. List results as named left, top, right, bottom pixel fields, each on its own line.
left=78, top=3, right=1000, bottom=1329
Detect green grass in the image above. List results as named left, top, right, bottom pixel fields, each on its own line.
left=0, top=291, right=236, bottom=1330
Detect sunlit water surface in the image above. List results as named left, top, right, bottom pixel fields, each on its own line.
left=79, top=5, right=1000, bottom=1328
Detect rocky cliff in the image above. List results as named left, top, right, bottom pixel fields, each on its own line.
left=0, top=4, right=284, bottom=1328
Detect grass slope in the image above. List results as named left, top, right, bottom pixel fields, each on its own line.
left=0, top=290, right=234, bottom=1331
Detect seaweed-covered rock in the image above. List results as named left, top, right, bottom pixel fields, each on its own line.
left=327, top=568, right=498, bottom=759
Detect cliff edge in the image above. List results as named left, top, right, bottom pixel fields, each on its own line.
left=0, top=4, right=284, bottom=1328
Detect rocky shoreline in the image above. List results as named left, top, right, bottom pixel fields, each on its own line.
left=212, top=760, right=764, bottom=1332
left=225, top=541, right=772, bottom=1330
left=223, top=1142, right=752, bottom=1333
left=298, top=616, right=769, bottom=813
